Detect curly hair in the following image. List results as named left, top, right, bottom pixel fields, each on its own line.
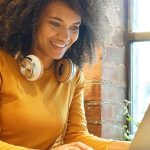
left=0, top=0, right=96, bottom=68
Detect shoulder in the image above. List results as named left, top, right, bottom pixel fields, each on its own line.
left=74, top=66, right=85, bottom=87
left=0, top=49, right=14, bottom=69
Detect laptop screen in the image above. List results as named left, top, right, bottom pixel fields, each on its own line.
left=129, top=104, right=150, bottom=150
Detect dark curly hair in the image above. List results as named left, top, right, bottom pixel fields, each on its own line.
left=0, top=0, right=96, bottom=68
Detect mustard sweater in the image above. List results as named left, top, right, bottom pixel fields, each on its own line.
left=0, top=50, right=111, bottom=150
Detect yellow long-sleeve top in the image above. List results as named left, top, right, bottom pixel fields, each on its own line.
left=0, top=50, right=111, bottom=150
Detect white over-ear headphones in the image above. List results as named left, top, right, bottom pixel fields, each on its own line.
left=15, top=52, right=76, bottom=82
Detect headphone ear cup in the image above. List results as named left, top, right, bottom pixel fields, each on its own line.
left=19, top=55, right=44, bottom=81
left=55, top=59, right=76, bottom=83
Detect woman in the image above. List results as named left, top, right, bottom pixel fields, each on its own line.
left=0, top=0, right=130, bottom=150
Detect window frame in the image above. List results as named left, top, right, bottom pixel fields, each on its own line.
left=128, top=0, right=150, bottom=135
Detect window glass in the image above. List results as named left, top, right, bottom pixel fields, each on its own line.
left=132, top=0, right=150, bottom=32
left=130, top=41, right=150, bottom=134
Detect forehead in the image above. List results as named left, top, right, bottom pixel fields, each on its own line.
left=40, top=1, right=81, bottom=23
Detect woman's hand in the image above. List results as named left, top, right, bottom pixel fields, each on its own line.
left=108, top=140, right=131, bottom=150
left=52, top=142, right=93, bottom=150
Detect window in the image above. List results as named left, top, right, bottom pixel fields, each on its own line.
left=128, top=0, right=150, bottom=135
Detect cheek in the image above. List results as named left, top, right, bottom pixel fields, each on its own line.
left=71, top=32, right=79, bottom=44
left=37, top=24, right=56, bottom=40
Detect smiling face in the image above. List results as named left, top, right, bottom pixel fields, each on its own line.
left=31, top=1, right=81, bottom=69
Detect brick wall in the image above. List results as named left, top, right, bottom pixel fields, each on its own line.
left=83, top=49, right=102, bottom=137
left=83, top=0, right=128, bottom=140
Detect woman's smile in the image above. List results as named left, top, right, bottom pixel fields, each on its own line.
left=49, top=40, right=69, bottom=55
left=50, top=41, right=67, bottom=48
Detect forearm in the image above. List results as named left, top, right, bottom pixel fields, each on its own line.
left=108, top=140, right=131, bottom=150
left=0, top=140, right=33, bottom=150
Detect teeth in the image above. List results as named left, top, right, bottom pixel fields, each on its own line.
left=52, top=42, right=66, bottom=48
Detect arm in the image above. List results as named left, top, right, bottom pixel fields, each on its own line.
left=0, top=141, right=29, bottom=150
left=108, top=141, right=131, bottom=150
left=0, top=52, right=36, bottom=150
left=64, top=70, right=130, bottom=150
left=64, top=70, right=112, bottom=149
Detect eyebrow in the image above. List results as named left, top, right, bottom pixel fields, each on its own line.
left=48, top=17, right=81, bottom=25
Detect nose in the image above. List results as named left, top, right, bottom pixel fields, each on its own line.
left=58, top=28, right=71, bottom=42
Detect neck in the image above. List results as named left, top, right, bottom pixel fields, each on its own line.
left=30, top=49, right=54, bottom=70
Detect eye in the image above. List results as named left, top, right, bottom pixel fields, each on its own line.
left=49, top=21, right=60, bottom=27
left=70, top=26, right=80, bottom=32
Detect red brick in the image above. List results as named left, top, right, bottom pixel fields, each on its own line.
left=83, top=48, right=102, bottom=81
left=87, top=124, right=101, bottom=137
left=84, top=83, right=101, bottom=101
left=84, top=103, right=101, bottom=122
left=83, top=62, right=102, bottom=81
left=83, top=48, right=102, bottom=137
left=0, top=0, right=4, bottom=4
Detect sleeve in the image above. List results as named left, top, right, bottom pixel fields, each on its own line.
left=0, top=52, right=28, bottom=150
left=64, top=70, right=113, bottom=150
left=0, top=72, right=1, bottom=90
left=0, top=141, right=29, bottom=150
left=0, top=52, right=2, bottom=90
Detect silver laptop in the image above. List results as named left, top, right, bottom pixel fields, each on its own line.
left=129, top=104, right=150, bottom=150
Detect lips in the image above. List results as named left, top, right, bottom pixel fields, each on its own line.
left=50, top=41, right=68, bottom=48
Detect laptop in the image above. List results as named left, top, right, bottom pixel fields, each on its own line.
left=129, top=104, right=150, bottom=150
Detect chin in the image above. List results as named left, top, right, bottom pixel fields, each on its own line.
left=55, top=53, right=66, bottom=59
left=54, top=55, right=64, bottom=60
